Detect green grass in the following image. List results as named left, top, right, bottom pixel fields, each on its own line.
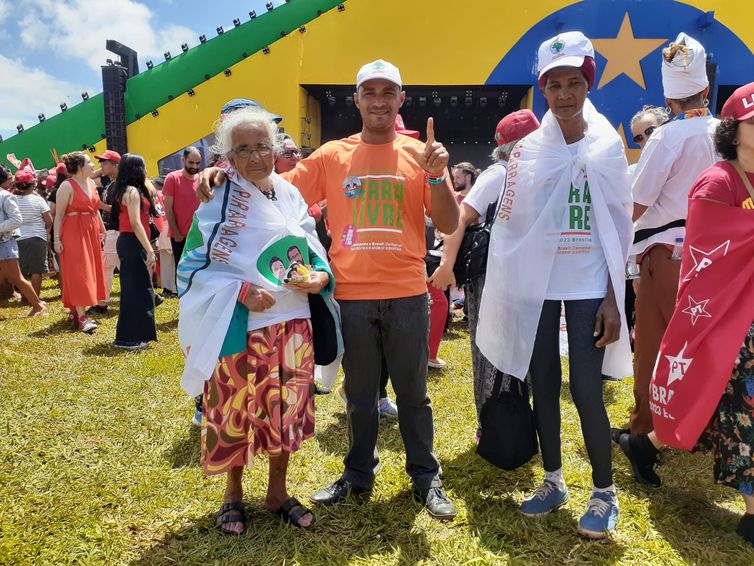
left=2, top=278, right=754, bottom=565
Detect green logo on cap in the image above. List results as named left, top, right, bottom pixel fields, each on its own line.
left=550, top=39, right=565, bottom=54
left=373, top=60, right=386, bottom=70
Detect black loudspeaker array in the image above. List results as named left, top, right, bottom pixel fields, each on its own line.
left=101, top=63, right=129, bottom=155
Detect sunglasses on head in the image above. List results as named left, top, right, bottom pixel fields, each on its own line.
left=632, top=126, right=656, bottom=144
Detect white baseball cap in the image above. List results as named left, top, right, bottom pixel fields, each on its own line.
left=537, top=31, right=594, bottom=80
left=356, top=59, right=402, bottom=90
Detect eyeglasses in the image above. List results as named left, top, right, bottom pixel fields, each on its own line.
left=231, top=144, right=273, bottom=158
left=280, top=150, right=301, bottom=159
left=632, top=126, right=657, bottom=144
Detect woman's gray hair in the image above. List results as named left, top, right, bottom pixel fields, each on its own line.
left=210, top=107, right=280, bottom=158
left=491, top=140, right=518, bottom=162
left=630, top=105, right=669, bottom=129
left=274, top=133, right=294, bottom=157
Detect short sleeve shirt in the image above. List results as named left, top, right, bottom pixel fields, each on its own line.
left=283, top=133, right=437, bottom=300
left=689, top=161, right=754, bottom=209
left=631, top=114, right=719, bottom=254
left=16, top=193, right=50, bottom=241
left=463, top=161, right=507, bottom=218
left=163, top=170, right=200, bottom=237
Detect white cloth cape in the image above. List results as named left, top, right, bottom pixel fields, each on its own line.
left=177, top=170, right=332, bottom=397
left=477, top=99, right=634, bottom=380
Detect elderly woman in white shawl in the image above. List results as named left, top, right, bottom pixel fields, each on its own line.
left=177, top=107, right=335, bottom=534
left=477, top=31, right=633, bottom=539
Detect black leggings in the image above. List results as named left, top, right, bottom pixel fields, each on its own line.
left=530, top=299, right=613, bottom=488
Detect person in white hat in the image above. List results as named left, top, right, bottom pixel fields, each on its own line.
left=477, top=31, right=633, bottom=539
left=614, top=32, right=719, bottom=448
left=196, top=59, right=460, bottom=519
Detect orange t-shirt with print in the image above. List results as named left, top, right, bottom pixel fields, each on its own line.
left=283, top=133, right=438, bottom=300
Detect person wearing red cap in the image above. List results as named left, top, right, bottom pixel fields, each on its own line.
left=87, top=150, right=121, bottom=315
left=14, top=168, right=52, bottom=298
left=48, top=163, right=70, bottom=291
left=615, top=82, right=754, bottom=547
left=477, top=32, right=633, bottom=538
left=92, top=150, right=121, bottom=192
left=0, top=165, right=46, bottom=316
left=429, top=109, right=540, bottom=438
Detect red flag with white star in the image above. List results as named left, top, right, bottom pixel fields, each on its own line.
left=651, top=199, right=754, bottom=450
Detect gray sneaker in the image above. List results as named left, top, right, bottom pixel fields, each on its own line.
left=378, top=396, right=398, bottom=420
left=113, top=341, right=148, bottom=351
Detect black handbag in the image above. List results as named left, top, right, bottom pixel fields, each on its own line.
left=148, top=221, right=160, bottom=242
left=453, top=200, right=497, bottom=285
left=476, top=373, right=539, bottom=470
left=308, top=292, right=338, bottom=365
left=424, top=241, right=443, bottom=277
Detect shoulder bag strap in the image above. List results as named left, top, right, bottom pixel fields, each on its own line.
left=490, top=372, right=504, bottom=399
left=731, top=160, right=754, bottom=202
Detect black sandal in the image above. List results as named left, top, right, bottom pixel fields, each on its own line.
left=274, top=497, right=314, bottom=529
left=216, top=501, right=246, bottom=535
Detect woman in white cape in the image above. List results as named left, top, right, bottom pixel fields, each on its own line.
left=178, top=108, right=336, bottom=534
left=477, top=32, right=633, bottom=539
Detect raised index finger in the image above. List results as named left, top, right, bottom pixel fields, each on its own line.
left=426, top=117, right=435, bottom=145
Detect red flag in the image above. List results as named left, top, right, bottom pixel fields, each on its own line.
left=651, top=199, right=754, bottom=450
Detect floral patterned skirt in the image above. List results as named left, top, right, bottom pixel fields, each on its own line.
left=701, top=321, right=754, bottom=495
left=201, top=318, right=316, bottom=476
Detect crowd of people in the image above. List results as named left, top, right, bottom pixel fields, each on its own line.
left=2, top=27, right=753, bottom=548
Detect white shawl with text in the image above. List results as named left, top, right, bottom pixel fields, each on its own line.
left=477, top=99, right=634, bottom=380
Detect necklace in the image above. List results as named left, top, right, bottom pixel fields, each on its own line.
left=260, top=186, right=277, bottom=201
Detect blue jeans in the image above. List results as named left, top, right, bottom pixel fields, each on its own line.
left=340, top=294, right=442, bottom=490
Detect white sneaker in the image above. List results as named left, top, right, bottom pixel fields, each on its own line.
left=428, top=358, right=447, bottom=369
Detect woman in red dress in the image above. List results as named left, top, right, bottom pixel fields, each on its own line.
left=52, top=152, right=106, bottom=332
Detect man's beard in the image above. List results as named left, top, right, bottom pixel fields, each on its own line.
left=453, top=184, right=467, bottom=192
left=185, top=167, right=199, bottom=175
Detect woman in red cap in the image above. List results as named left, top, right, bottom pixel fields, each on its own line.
left=0, top=165, right=46, bottom=316
left=617, top=82, right=754, bottom=547
left=14, top=168, right=52, bottom=299
left=52, top=152, right=107, bottom=332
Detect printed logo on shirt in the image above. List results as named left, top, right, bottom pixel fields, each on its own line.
left=343, top=176, right=362, bottom=199
left=743, top=197, right=754, bottom=210
left=556, top=176, right=594, bottom=256
left=568, top=180, right=592, bottom=231
left=341, top=224, right=357, bottom=248
left=343, top=174, right=405, bottom=252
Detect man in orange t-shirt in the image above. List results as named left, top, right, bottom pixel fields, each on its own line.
left=293, top=60, right=459, bottom=518
left=198, top=60, right=459, bottom=518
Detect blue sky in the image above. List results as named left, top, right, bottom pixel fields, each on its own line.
left=0, top=0, right=278, bottom=140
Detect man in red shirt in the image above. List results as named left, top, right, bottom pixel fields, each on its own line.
left=164, top=147, right=202, bottom=266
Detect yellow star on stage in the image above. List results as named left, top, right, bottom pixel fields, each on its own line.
left=592, top=12, right=667, bottom=90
